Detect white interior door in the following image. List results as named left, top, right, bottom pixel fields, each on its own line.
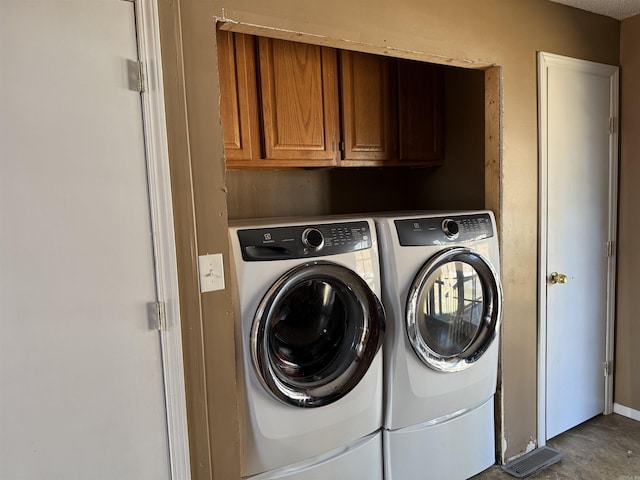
left=0, top=2, right=172, bottom=478
left=538, top=52, right=618, bottom=441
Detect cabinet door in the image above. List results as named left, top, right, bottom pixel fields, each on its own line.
left=340, top=51, right=397, bottom=165
left=217, top=31, right=261, bottom=163
left=398, top=60, right=443, bottom=163
left=258, top=37, right=340, bottom=166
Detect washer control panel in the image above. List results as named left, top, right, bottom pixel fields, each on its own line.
left=238, top=221, right=372, bottom=261
left=395, top=213, right=494, bottom=246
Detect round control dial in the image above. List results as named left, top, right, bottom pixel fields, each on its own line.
left=441, top=219, right=460, bottom=239
left=302, top=228, right=325, bottom=251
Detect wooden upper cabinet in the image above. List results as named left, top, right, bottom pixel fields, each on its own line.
left=339, top=51, right=397, bottom=165
left=258, top=37, right=340, bottom=166
left=216, top=30, right=261, bottom=163
left=217, top=32, right=443, bottom=169
left=398, top=59, right=444, bottom=163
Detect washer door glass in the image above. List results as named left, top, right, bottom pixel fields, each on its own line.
left=406, top=247, right=502, bottom=372
left=252, top=261, right=385, bottom=407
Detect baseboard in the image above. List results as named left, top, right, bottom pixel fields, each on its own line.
left=613, top=403, right=640, bottom=421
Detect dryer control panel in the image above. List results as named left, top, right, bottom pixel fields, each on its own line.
left=395, top=213, right=494, bottom=246
left=237, top=221, right=372, bottom=261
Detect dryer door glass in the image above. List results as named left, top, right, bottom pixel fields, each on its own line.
left=417, top=260, right=484, bottom=357
left=252, top=261, right=385, bottom=407
left=407, top=247, right=502, bottom=372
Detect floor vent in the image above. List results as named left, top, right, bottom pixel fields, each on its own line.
left=501, top=446, right=564, bottom=478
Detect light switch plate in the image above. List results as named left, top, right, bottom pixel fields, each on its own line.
left=198, top=253, right=225, bottom=292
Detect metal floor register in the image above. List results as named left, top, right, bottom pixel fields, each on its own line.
left=501, top=446, right=564, bottom=478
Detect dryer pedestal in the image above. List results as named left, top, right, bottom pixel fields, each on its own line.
left=383, top=397, right=496, bottom=480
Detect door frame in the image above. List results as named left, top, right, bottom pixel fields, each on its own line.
left=536, top=51, right=619, bottom=447
left=136, top=0, right=191, bottom=477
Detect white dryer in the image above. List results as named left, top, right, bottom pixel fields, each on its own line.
left=375, top=211, right=503, bottom=480
left=229, top=217, right=386, bottom=479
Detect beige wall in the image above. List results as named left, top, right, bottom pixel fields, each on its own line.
left=158, top=2, right=241, bottom=479
left=616, top=14, right=640, bottom=412
left=158, top=1, right=622, bottom=478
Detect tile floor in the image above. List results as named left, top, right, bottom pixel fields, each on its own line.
left=471, top=413, right=640, bottom=480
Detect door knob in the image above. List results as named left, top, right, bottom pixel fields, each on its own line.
left=549, top=272, right=568, bottom=284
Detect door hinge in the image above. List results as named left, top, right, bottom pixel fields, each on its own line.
left=603, top=360, right=613, bottom=376
left=609, top=117, right=616, bottom=134
left=127, top=59, right=145, bottom=93
left=339, top=141, right=345, bottom=152
left=606, top=241, right=615, bottom=257
left=147, top=301, right=167, bottom=331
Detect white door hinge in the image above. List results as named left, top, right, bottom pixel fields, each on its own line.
left=604, top=360, right=613, bottom=376
left=148, top=301, right=167, bottom=331
left=609, top=117, right=616, bottom=134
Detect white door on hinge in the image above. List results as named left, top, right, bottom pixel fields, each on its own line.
left=538, top=52, right=618, bottom=441
left=0, top=2, right=171, bottom=479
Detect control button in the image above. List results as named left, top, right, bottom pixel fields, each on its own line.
left=302, top=228, right=324, bottom=251
left=442, top=219, right=460, bottom=239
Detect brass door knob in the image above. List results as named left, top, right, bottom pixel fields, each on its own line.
left=549, top=272, right=568, bottom=284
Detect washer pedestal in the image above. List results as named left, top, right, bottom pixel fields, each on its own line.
left=383, top=398, right=496, bottom=480
left=247, top=431, right=383, bottom=480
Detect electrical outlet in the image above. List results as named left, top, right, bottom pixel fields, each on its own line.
left=198, top=253, right=225, bottom=292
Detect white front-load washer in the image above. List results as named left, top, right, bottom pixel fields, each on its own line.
left=375, top=211, right=503, bottom=480
left=229, top=216, right=386, bottom=479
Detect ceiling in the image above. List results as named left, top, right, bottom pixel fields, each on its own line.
left=550, top=0, right=640, bottom=19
